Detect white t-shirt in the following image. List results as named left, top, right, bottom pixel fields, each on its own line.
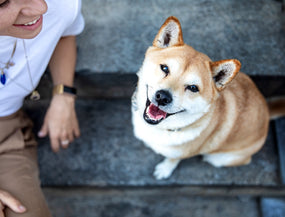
left=0, top=0, right=84, bottom=117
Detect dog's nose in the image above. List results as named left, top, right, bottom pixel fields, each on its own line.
left=155, top=90, right=172, bottom=106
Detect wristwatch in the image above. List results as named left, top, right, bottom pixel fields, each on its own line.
left=53, top=84, right=77, bottom=96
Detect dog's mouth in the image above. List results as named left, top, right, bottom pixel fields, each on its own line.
left=144, top=99, right=167, bottom=124
left=143, top=98, right=185, bottom=125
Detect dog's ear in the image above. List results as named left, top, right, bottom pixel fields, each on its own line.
left=153, top=16, right=184, bottom=48
left=210, top=59, right=241, bottom=91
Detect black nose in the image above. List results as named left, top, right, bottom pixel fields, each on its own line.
left=155, top=90, right=172, bottom=106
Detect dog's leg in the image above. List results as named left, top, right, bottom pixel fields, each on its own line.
left=203, top=153, right=251, bottom=167
left=154, top=158, right=181, bottom=180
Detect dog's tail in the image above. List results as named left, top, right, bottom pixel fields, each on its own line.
left=267, top=97, right=285, bottom=120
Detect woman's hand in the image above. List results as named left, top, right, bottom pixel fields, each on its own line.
left=0, top=190, right=26, bottom=216
left=38, top=94, right=80, bottom=152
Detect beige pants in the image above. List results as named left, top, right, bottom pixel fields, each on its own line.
left=0, top=110, right=52, bottom=217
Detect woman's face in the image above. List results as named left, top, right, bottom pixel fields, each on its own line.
left=0, top=0, right=48, bottom=39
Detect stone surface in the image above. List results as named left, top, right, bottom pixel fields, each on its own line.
left=43, top=188, right=259, bottom=217
left=261, top=198, right=285, bottom=217
left=77, top=0, right=285, bottom=75
left=24, top=99, right=279, bottom=187
left=276, top=117, right=285, bottom=184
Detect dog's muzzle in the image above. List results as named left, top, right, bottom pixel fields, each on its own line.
left=143, top=89, right=185, bottom=125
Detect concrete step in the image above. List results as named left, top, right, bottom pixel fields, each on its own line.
left=43, top=188, right=260, bottom=217
left=78, top=0, right=285, bottom=76
left=24, top=99, right=283, bottom=188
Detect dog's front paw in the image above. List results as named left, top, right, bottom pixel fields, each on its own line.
left=153, top=158, right=180, bottom=180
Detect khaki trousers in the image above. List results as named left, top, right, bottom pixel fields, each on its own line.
left=0, top=110, right=52, bottom=217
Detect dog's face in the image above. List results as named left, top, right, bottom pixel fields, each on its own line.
left=136, top=17, right=241, bottom=130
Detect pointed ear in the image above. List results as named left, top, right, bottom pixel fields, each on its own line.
left=153, top=16, right=184, bottom=48
left=210, top=59, right=241, bottom=91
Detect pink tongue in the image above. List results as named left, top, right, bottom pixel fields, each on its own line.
left=148, top=103, right=167, bottom=120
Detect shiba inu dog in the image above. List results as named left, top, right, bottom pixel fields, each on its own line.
left=132, top=16, right=285, bottom=180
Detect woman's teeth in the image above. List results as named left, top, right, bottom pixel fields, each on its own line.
left=24, top=17, right=40, bottom=26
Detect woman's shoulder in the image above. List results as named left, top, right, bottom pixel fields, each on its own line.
left=43, top=0, right=83, bottom=32
left=45, top=0, right=82, bottom=21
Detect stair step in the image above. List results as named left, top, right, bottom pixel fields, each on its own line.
left=43, top=188, right=260, bottom=217
left=78, top=0, right=285, bottom=76
left=24, top=99, right=281, bottom=188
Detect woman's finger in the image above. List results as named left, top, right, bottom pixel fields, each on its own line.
left=0, top=191, right=26, bottom=213
left=74, top=122, right=80, bottom=138
left=38, top=118, right=49, bottom=138
left=50, top=136, right=60, bottom=153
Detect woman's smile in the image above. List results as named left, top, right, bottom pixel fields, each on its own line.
left=13, top=16, right=42, bottom=31
left=19, top=17, right=41, bottom=26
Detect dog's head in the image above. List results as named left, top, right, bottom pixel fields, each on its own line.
left=136, top=16, right=241, bottom=130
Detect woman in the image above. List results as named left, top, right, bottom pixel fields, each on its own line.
left=0, top=0, right=84, bottom=216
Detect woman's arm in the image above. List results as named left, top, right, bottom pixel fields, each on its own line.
left=38, top=35, right=80, bottom=152
left=49, top=35, right=77, bottom=86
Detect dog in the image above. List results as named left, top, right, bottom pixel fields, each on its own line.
left=132, top=16, right=285, bottom=180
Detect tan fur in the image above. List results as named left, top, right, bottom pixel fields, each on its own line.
left=132, top=16, right=281, bottom=180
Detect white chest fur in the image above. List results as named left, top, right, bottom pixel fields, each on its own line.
left=132, top=109, right=211, bottom=159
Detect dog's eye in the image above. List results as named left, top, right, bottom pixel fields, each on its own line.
left=186, top=85, right=199, bottom=93
left=160, top=64, right=169, bottom=76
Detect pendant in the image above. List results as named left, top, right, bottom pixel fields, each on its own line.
left=0, top=71, right=6, bottom=85
left=30, top=90, right=41, bottom=100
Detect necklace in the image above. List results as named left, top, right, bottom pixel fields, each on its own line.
left=1, top=39, right=40, bottom=100
left=22, top=40, right=40, bottom=100
left=0, top=40, right=17, bottom=85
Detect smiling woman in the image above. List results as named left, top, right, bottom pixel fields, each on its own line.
left=0, top=0, right=84, bottom=217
